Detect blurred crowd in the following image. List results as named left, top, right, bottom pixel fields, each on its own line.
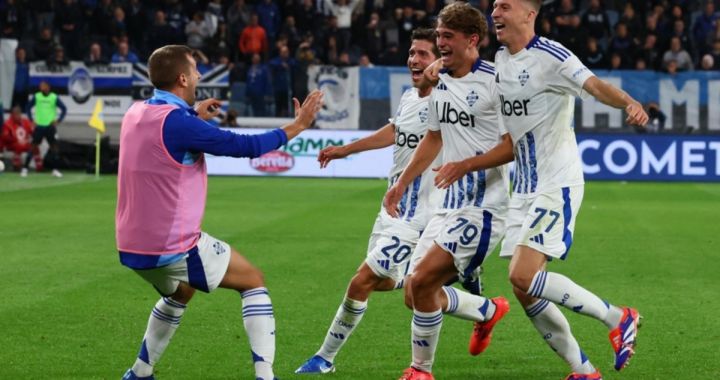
left=2, top=0, right=719, bottom=116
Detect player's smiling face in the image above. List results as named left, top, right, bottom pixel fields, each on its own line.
left=407, top=39, right=438, bottom=86
left=492, top=0, right=531, bottom=45
left=436, top=21, right=476, bottom=72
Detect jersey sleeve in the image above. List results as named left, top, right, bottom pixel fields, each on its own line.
left=426, top=90, right=440, bottom=131
left=544, top=44, right=595, bottom=99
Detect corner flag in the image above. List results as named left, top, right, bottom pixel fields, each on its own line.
left=88, top=99, right=105, bottom=133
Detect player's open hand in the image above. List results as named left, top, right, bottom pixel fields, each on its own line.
left=626, top=102, right=649, bottom=127
left=295, top=90, right=324, bottom=129
left=195, top=98, right=222, bottom=121
left=318, top=146, right=348, bottom=168
left=423, top=59, right=443, bottom=87
left=383, top=183, right=406, bottom=218
left=433, top=161, right=469, bottom=189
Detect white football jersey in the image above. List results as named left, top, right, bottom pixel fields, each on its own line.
left=428, top=58, right=510, bottom=212
left=383, top=87, right=442, bottom=230
left=494, top=36, right=594, bottom=198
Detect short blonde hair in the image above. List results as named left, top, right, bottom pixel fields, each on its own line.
left=437, top=2, right=487, bottom=42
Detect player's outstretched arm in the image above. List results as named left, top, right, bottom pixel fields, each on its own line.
left=434, top=133, right=514, bottom=189
left=582, top=77, right=649, bottom=127
left=282, top=90, right=325, bottom=140
left=383, top=130, right=442, bottom=217
left=318, top=123, right=395, bottom=168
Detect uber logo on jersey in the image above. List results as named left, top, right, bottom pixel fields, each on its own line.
left=518, top=69, right=530, bottom=86
left=396, top=131, right=424, bottom=148
left=500, top=95, right=530, bottom=116
left=435, top=101, right=476, bottom=128
left=418, top=107, right=428, bottom=123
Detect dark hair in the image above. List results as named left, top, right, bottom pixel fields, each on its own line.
left=437, top=2, right=487, bottom=43
left=148, top=45, right=194, bottom=90
left=411, top=28, right=440, bottom=58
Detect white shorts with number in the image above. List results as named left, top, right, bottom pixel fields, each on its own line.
left=499, top=185, right=584, bottom=260
left=365, top=214, right=425, bottom=283
left=134, top=232, right=232, bottom=296
left=434, top=207, right=506, bottom=282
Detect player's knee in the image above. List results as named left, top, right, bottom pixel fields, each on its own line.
left=410, top=272, right=434, bottom=298
left=403, top=279, right=414, bottom=309
left=508, top=268, right=534, bottom=293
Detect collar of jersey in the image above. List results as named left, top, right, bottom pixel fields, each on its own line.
left=525, top=35, right=540, bottom=50
left=148, top=89, right=192, bottom=110
left=440, top=57, right=485, bottom=76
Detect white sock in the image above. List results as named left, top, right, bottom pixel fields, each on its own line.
left=411, top=309, right=443, bottom=373
left=526, top=299, right=596, bottom=374
left=131, top=297, right=186, bottom=377
left=529, top=271, right=623, bottom=328
left=442, top=286, right=495, bottom=322
left=316, top=296, right=367, bottom=362
left=241, top=287, right=275, bottom=380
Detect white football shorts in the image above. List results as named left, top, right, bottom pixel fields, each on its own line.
left=434, top=207, right=505, bottom=282
left=133, top=232, right=232, bottom=296
left=500, top=185, right=584, bottom=260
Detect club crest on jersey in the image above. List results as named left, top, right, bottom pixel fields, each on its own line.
left=419, top=107, right=428, bottom=123
left=466, top=91, right=479, bottom=107
left=518, top=69, right=530, bottom=86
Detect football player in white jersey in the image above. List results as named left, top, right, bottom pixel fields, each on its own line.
left=430, top=1, right=648, bottom=379
left=384, top=3, right=513, bottom=380
left=296, top=29, right=482, bottom=375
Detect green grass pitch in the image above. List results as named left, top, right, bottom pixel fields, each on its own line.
left=0, top=174, right=718, bottom=379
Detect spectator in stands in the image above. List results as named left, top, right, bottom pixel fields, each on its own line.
left=1, top=106, right=35, bottom=171
left=109, top=6, right=129, bottom=45
left=281, top=16, right=302, bottom=53
left=669, top=19, right=694, bottom=58
left=228, top=0, right=254, bottom=57
left=709, top=39, right=720, bottom=69
left=186, top=11, right=213, bottom=50
left=207, top=0, right=225, bottom=22
left=207, top=22, right=232, bottom=61
left=256, top=0, right=281, bottom=42
left=582, top=0, right=611, bottom=43
left=13, top=47, right=30, bottom=110
left=0, top=0, right=24, bottom=39
left=56, top=0, right=84, bottom=60
left=359, top=54, right=373, bottom=67
left=363, top=11, right=385, bottom=62
left=147, top=10, right=182, bottom=55
left=91, top=0, right=116, bottom=45
left=700, top=54, right=715, bottom=70
left=635, top=58, right=648, bottom=70
left=166, top=1, right=189, bottom=36
left=293, top=0, right=318, bottom=35
left=239, top=14, right=268, bottom=59
left=325, top=0, right=360, bottom=54
left=125, top=0, right=147, bottom=55
left=609, top=52, right=624, bottom=71
left=377, top=42, right=405, bottom=66
left=269, top=45, right=297, bottom=117
left=246, top=53, right=271, bottom=117
left=666, top=59, right=679, bottom=75
left=639, top=33, right=662, bottom=71
left=86, top=42, right=109, bottom=66
left=396, top=6, right=426, bottom=58
left=47, top=46, right=69, bottom=68
left=33, top=27, right=55, bottom=61
left=553, top=0, right=580, bottom=37
left=662, top=36, right=694, bottom=71
left=608, top=22, right=637, bottom=63
left=582, top=37, right=607, bottom=69
left=112, top=41, right=139, bottom=64
left=620, top=3, right=643, bottom=38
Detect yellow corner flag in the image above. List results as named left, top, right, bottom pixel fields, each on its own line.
left=88, top=99, right=105, bottom=133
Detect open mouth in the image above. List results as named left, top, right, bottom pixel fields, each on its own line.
left=410, top=68, right=423, bottom=80
left=495, top=23, right=506, bottom=32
